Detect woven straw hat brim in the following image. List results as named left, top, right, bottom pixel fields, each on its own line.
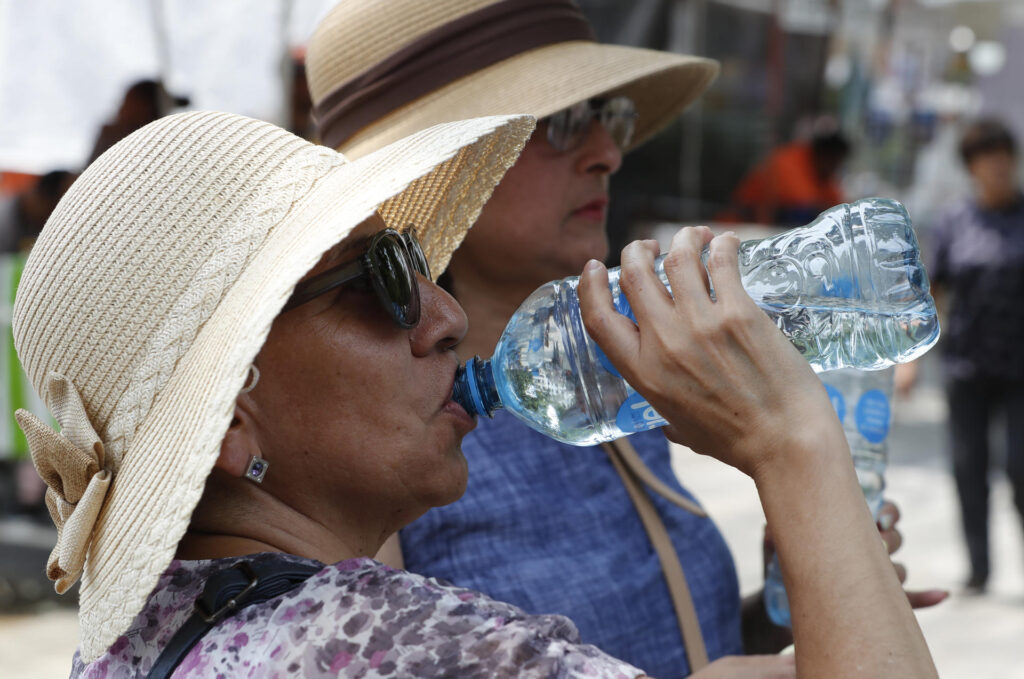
left=331, top=41, right=718, bottom=157
left=16, top=112, right=533, bottom=662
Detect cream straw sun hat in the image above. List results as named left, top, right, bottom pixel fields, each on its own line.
left=13, top=109, right=533, bottom=662
left=307, top=0, right=720, bottom=158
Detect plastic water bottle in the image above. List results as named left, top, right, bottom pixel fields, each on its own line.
left=763, top=366, right=894, bottom=627
left=453, top=198, right=937, bottom=445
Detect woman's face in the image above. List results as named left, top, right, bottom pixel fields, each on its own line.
left=245, top=216, right=474, bottom=532
left=446, top=116, right=624, bottom=295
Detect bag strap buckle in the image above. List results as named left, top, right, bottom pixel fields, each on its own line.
left=194, top=560, right=260, bottom=624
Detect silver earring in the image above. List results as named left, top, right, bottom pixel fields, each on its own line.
left=245, top=455, right=269, bottom=483
left=241, top=364, right=260, bottom=393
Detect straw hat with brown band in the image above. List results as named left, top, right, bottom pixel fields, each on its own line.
left=13, top=110, right=534, bottom=662
left=307, top=0, right=720, bottom=157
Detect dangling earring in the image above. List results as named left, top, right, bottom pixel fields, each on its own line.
left=241, top=364, right=260, bottom=394
left=245, top=455, right=269, bottom=483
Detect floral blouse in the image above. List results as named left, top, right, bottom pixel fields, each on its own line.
left=71, top=553, right=643, bottom=678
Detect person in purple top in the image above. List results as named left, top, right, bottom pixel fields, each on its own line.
left=924, top=117, right=1024, bottom=594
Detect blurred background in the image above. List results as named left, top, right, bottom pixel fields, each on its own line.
left=1, top=0, right=1022, bottom=676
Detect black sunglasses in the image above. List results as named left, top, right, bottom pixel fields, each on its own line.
left=283, top=228, right=431, bottom=328
left=543, top=96, right=637, bottom=153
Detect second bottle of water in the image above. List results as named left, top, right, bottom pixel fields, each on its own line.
left=763, top=366, right=894, bottom=627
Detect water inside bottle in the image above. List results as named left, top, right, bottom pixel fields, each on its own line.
left=456, top=199, right=939, bottom=447
left=759, top=297, right=939, bottom=372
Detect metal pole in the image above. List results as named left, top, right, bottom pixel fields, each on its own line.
left=148, top=0, right=173, bottom=114
left=280, top=0, right=295, bottom=131
left=673, top=0, right=707, bottom=221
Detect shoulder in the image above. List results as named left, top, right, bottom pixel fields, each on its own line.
left=195, top=558, right=641, bottom=677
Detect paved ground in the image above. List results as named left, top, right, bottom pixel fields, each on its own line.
left=2, top=355, right=1022, bottom=676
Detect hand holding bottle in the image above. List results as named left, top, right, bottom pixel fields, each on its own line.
left=578, top=227, right=844, bottom=476
left=578, top=226, right=938, bottom=678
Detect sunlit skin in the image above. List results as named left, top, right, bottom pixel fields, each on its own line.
left=178, top=215, right=475, bottom=565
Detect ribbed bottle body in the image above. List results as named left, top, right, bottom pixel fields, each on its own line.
left=456, top=198, right=937, bottom=447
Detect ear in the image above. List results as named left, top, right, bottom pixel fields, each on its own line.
left=217, top=396, right=262, bottom=477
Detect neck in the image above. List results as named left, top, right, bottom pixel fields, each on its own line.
left=176, top=469, right=388, bottom=564
left=451, top=274, right=539, bottom=360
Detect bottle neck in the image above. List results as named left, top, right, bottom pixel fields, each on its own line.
left=452, top=356, right=502, bottom=417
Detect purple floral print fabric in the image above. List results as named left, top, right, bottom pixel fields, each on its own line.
left=71, top=553, right=643, bottom=678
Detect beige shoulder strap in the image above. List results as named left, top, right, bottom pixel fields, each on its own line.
left=610, top=435, right=706, bottom=517
left=602, top=438, right=709, bottom=671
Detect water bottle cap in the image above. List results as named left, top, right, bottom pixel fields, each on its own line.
left=463, top=357, right=487, bottom=416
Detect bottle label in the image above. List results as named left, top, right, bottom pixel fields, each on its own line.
left=615, top=391, right=669, bottom=432
left=824, top=383, right=846, bottom=423
left=594, top=291, right=636, bottom=379
left=855, top=388, right=890, bottom=444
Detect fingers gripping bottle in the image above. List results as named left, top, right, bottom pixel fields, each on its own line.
left=763, top=366, right=894, bottom=627
left=453, top=198, right=938, bottom=446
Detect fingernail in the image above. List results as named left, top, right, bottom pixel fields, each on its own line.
left=585, top=259, right=602, bottom=271
left=881, top=537, right=890, bottom=552
left=878, top=513, right=894, bottom=532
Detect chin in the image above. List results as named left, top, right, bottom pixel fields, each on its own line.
left=442, top=460, right=470, bottom=506
left=420, top=447, right=469, bottom=508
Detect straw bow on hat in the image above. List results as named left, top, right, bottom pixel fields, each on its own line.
left=307, top=0, right=719, bottom=157
left=13, top=110, right=533, bottom=661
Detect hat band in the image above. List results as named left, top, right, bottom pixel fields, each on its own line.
left=314, top=0, right=595, bottom=149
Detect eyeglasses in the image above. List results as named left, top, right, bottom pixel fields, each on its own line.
left=283, top=228, right=431, bottom=329
left=543, top=96, right=637, bottom=153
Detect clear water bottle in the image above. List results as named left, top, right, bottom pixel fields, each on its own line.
left=763, top=366, right=895, bottom=627
left=453, top=198, right=937, bottom=445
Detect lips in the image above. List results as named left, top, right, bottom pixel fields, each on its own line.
left=443, top=365, right=476, bottom=431
left=572, top=196, right=609, bottom=221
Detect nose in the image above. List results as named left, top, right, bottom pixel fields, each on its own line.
left=575, top=120, right=624, bottom=177
left=409, top=274, right=468, bottom=356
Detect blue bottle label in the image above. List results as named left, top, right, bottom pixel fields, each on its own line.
left=824, top=383, right=846, bottom=423
left=615, top=391, right=669, bottom=432
left=594, top=291, right=636, bottom=379
left=855, top=388, right=890, bottom=444
left=821, top=274, right=857, bottom=299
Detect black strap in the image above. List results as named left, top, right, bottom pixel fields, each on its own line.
left=146, top=557, right=322, bottom=679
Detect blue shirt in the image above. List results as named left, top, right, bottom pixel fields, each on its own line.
left=928, top=194, right=1024, bottom=380
left=401, top=411, right=743, bottom=678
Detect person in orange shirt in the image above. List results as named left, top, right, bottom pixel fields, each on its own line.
left=733, top=130, right=850, bottom=227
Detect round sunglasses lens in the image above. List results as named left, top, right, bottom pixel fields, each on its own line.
left=404, top=230, right=431, bottom=278
left=602, top=98, right=636, bottom=149
left=368, top=232, right=418, bottom=327
left=546, top=100, right=592, bottom=152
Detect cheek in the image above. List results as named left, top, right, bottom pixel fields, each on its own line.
left=260, top=319, right=416, bottom=434
left=480, top=148, right=569, bottom=232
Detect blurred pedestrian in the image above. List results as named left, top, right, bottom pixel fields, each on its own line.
left=0, top=170, right=76, bottom=253
left=88, top=80, right=189, bottom=164
left=921, top=117, right=1024, bottom=594
left=0, top=170, right=75, bottom=521
left=731, top=128, right=851, bottom=227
